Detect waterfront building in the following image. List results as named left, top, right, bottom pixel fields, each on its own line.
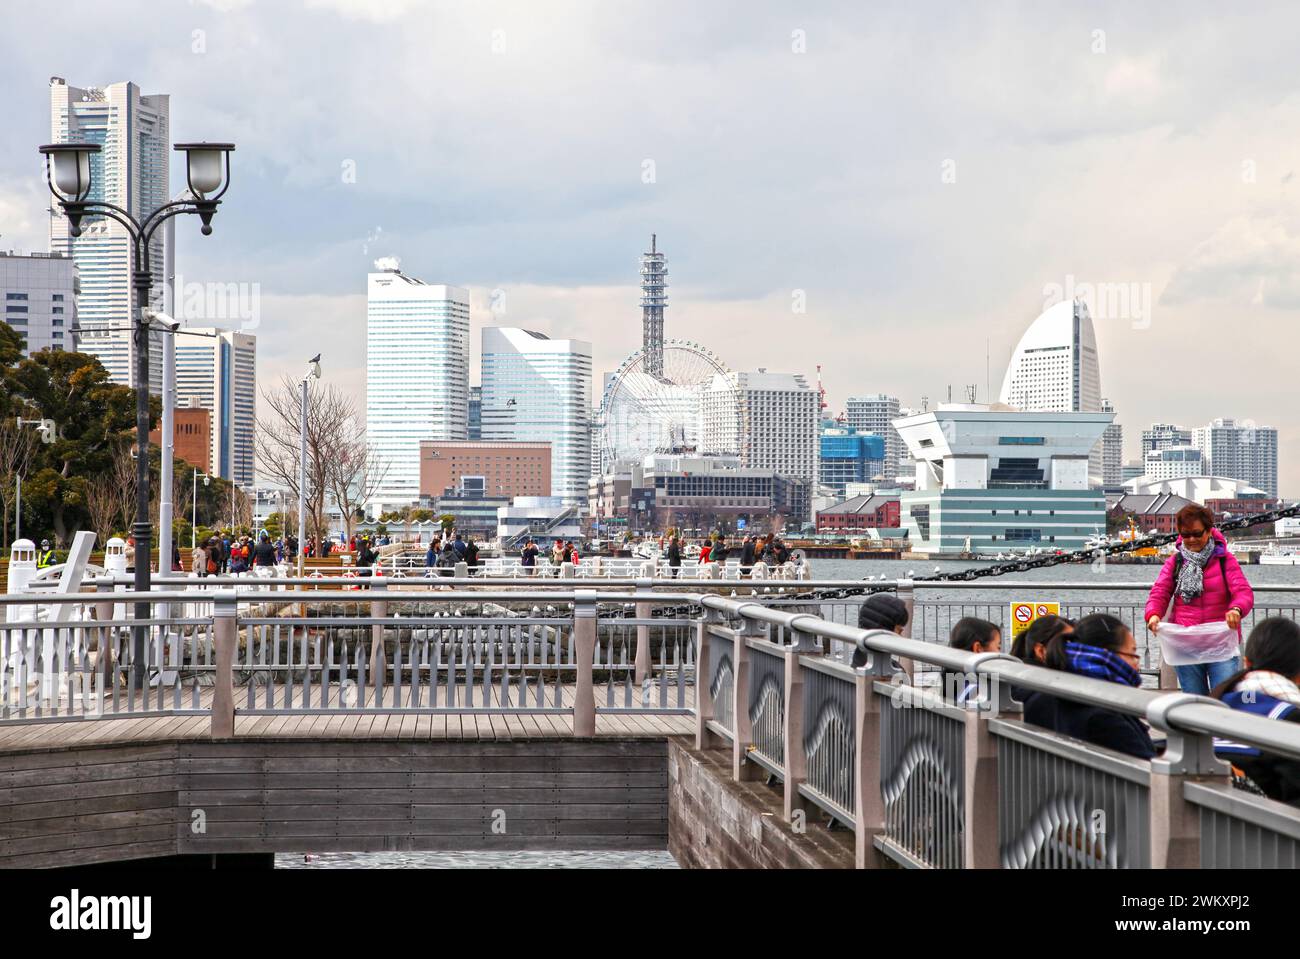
left=0, top=251, right=78, bottom=356
left=497, top=496, right=583, bottom=548
left=815, top=494, right=901, bottom=534
left=366, top=265, right=470, bottom=512
left=819, top=427, right=885, bottom=499
left=418, top=440, right=552, bottom=501
left=588, top=454, right=809, bottom=536
left=48, top=77, right=168, bottom=391
left=481, top=328, right=592, bottom=509
left=174, top=327, right=256, bottom=487
left=1107, top=492, right=1197, bottom=536
left=845, top=394, right=903, bottom=483
left=1120, top=474, right=1279, bottom=523
left=703, top=370, right=818, bottom=516
left=422, top=476, right=510, bottom=540
left=894, top=404, right=1113, bottom=554
left=1193, top=418, right=1279, bottom=499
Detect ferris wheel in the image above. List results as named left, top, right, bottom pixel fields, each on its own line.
left=597, top=339, right=744, bottom=474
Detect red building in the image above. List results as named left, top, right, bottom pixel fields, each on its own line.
left=816, top=494, right=900, bottom=533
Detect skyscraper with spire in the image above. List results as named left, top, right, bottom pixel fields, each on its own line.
left=639, top=234, right=667, bottom=375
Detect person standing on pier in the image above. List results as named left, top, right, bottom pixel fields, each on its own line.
left=740, top=536, right=755, bottom=576
left=1144, top=503, right=1254, bottom=695
left=666, top=536, right=682, bottom=578
left=521, top=539, right=539, bottom=576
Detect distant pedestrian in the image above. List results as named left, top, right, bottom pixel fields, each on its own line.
left=521, top=539, right=539, bottom=575
left=192, top=544, right=207, bottom=578
left=464, top=537, right=479, bottom=569
left=740, top=536, right=755, bottom=576
left=36, top=539, right=55, bottom=569
left=666, top=537, right=682, bottom=578
left=252, top=533, right=278, bottom=568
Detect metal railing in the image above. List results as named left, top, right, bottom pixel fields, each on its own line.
left=5, top=574, right=1300, bottom=870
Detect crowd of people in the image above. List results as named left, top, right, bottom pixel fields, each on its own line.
left=191, top=531, right=297, bottom=577
left=856, top=503, right=1300, bottom=806
left=423, top=532, right=480, bottom=572
left=664, top=533, right=794, bottom=578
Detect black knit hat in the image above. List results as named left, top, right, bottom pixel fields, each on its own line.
left=857, top=593, right=909, bottom=632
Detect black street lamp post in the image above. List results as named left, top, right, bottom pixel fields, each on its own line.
left=39, top=140, right=234, bottom=679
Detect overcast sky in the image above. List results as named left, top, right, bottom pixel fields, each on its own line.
left=2, top=0, right=1298, bottom=494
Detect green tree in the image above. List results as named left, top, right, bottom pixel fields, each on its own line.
left=3, top=347, right=143, bottom=544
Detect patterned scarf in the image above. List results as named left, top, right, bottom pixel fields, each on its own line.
left=1175, top=537, right=1217, bottom=604
left=1063, top=640, right=1141, bottom=688
left=1235, top=670, right=1300, bottom=708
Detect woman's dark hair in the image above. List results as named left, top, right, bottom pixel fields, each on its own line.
left=1211, top=617, right=1300, bottom=700
left=1045, top=613, right=1128, bottom=671
left=857, top=592, right=910, bottom=633
left=1175, top=503, right=1215, bottom=534
left=949, top=617, right=1000, bottom=652
left=1010, top=614, right=1073, bottom=663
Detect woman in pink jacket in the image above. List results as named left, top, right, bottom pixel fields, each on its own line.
left=1145, top=504, right=1254, bottom=694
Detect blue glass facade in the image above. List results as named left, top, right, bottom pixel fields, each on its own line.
left=819, top=431, right=885, bottom=496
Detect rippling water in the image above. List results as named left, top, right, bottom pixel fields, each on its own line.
left=277, top=851, right=679, bottom=869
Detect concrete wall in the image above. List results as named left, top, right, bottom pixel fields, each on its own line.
left=668, top=738, right=854, bottom=869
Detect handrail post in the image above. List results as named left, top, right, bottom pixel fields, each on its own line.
left=733, top=610, right=763, bottom=781
left=896, top=579, right=916, bottom=682
left=573, top=589, right=597, bottom=738
left=634, top=576, right=653, bottom=685
left=854, top=633, right=894, bottom=868
left=783, top=620, right=820, bottom=822
left=1146, top=693, right=1231, bottom=867
left=211, top=591, right=236, bottom=738
left=694, top=605, right=726, bottom=750
left=370, top=578, right=388, bottom=705
left=960, top=659, right=1015, bottom=869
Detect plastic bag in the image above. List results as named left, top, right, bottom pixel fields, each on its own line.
left=1156, top=621, right=1241, bottom=666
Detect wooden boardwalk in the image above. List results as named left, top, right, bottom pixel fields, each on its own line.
left=0, top=683, right=696, bottom=756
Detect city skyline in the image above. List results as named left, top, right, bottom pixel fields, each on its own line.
left=1, top=2, right=1298, bottom=494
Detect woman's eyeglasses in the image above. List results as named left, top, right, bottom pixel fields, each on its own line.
left=1180, top=527, right=1208, bottom=538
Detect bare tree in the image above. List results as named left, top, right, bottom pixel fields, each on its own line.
left=256, top=376, right=354, bottom=548
left=109, top=442, right=138, bottom=540
left=0, top=418, right=37, bottom=549
left=84, top=473, right=120, bottom=545
left=326, top=417, right=389, bottom=544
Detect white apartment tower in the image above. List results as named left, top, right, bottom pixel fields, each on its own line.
left=366, top=264, right=470, bottom=511
left=481, top=327, right=593, bottom=508
left=48, top=77, right=169, bottom=391
left=1193, top=419, right=1279, bottom=499
left=845, top=394, right=902, bottom=482
left=174, top=327, right=257, bottom=487
left=704, top=370, right=819, bottom=491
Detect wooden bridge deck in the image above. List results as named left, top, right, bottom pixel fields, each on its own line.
left=0, top=684, right=695, bottom=756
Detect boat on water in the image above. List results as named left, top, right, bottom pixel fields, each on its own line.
left=1260, top=544, right=1300, bottom=566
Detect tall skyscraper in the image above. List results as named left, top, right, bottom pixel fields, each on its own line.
left=704, top=370, right=819, bottom=508
left=640, top=234, right=667, bottom=377
left=1193, top=418, right=1279, bottom=498
left=1000, top=298, right=1105, bottom=482
left=48, top=77, right=169, bottom=391
left=845, top=394, right=902, bottom=483
left=1100, top=398, right=1123, bottom=489
left=481, top=328, right=592, bottom=508
left=174, top=327, right=257, bottom=487
left=366, top=263, right=470, bottom=510
left=1, top=251, right=77, bottom=356
left=999, top=298, right=1101, bottom=414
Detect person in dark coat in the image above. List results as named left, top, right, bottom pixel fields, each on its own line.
left=1023, top=614, right=1157, bottom=760
left=666, top=537, right=683, bottom=578
left=463, top=538, right=479, bottom=569
left=851, top=592, right=910, bottom=668
left=740, top=536, right=756, bottom=576
left=1211, top=617, right=1300, bottom=806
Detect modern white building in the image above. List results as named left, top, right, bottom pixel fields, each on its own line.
left=703, top=370, right=819, bottom=509
left=174, top=327, right=257, bottom=487
left=48, top=77, right=169, bottom=392
left=0, top=251, right=77, bottom=356
left=1121, top=474, right=1270, bottom=504
left=1142, top=446, right=1203, bottom=482
left=481, top=327, right=592, bottom=509
left=894, top=403, right=1113, bottom=554
left=1192, top=418, right=1279, bottom=499
left=366, top=264, right=470, bottom=512
left=845, top=394, right=902, bottom=482
left=497, top=496, right=583, bottom=548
